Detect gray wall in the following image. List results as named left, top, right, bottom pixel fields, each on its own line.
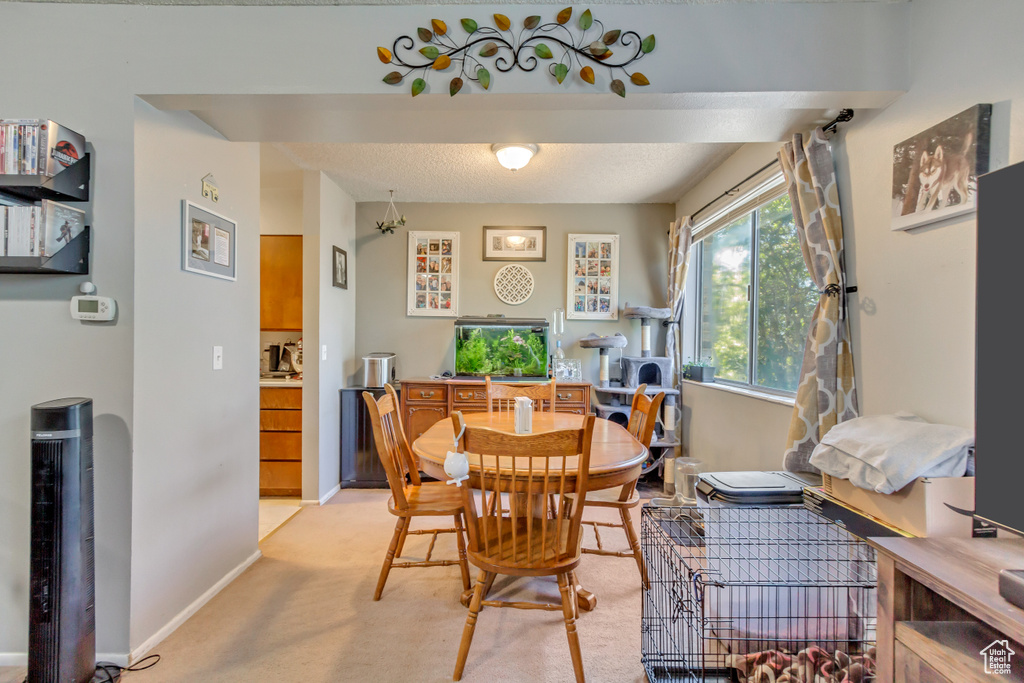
left=130, top=101, right=261, bottom=649
left=354, top=203, right=674, bottom=382
left=676, top=0, right=1024, bottom=472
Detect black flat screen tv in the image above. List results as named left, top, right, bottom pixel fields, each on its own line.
left=975, top=159, right=1024, bottom=537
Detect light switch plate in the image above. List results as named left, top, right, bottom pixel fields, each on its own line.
left=213, top=346, right=224, bottom=370
left=321, top=345, right=327, bottom=361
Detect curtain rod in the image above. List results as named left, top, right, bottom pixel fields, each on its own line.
left=687, top=108, right=855, bottom=223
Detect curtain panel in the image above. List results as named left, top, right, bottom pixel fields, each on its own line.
left=779, top=129, right=859, bottom=473
left=666, top=216, right=692, bottom=388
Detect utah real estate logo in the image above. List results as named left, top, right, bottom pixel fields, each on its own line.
left=981, top=639, right=1015, bottom=675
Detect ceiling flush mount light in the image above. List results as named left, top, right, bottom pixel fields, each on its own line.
left=376, top=189, right=406, bottom=235
left=492, top=144, right=538, bottom=172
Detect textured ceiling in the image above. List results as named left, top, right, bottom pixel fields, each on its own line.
left=273, top=142, right=742, bottom=204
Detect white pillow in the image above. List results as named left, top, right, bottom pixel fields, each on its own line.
left=808, top=412, right=973, bottom=494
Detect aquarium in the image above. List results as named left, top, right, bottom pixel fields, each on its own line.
left=454, top=317, right=549, bottom=379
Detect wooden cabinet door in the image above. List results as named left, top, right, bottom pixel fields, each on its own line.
left=405, top=405, right=447, bottom=445
left=260, top=235, right=303, bottom=331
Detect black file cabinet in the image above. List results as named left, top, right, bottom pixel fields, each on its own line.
left=339, top=387, right=393, bottom=489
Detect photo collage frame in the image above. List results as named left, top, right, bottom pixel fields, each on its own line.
left=566, top=233, right=619, bottom=320
left=408, top=231, right=459, bottom=316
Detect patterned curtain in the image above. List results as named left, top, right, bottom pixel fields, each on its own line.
left=779, top=129, right=859, bottom=473
left=666, top=216, right=693, bottom=388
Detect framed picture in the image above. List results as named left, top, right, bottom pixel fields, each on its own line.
left=332, top=246, right=348, bottom=289
left=566, top=233, right=619, bottom=320
left=408, top=231, right=459, bottom=316
left=182, top=200, right=236, bottom=281
left=552, top=358, right=583, bottom=381
left=891, top=104, right=992, bottom=231
left=483, top=226, right=546, bottom=261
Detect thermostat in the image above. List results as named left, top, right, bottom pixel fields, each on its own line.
left=70, top=295, right=116, bottom=321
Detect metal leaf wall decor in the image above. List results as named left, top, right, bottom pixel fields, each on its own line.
left=377, top=7, right=656, bottom=98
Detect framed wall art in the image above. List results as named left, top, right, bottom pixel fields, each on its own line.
left=566, top=233, right=619, bottom=320
left=408, top=231, right=459, bottom=316
left=182, top=200, right=236, bottom=281
left=332, top=246, right=348, bottom=289
left=483, top=226, right=546, bottom=261
left=891, top=104, right=992, bottom=231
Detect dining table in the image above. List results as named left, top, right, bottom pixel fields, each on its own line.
left=411, top=411, right=648, bottom=611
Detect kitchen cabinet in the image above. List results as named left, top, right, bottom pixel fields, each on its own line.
left=260, top=235, right=302, bottom=331
left=260, top=387, right=302, bottom=496
left=399, top=378, right=591, bottom=446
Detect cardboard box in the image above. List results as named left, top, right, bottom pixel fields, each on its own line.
left=823, top=473, right=974, bottom=537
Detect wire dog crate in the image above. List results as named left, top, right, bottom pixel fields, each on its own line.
left=641, top=504, right=877, bottom=683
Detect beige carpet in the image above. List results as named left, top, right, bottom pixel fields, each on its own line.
left=0, top=490, right=647, bottom=682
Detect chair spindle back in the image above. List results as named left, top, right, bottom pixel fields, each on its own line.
left=452, top=411, right=595, bottom=569
left=626, top=384, right=665, bottom=449
left=363, top=390, right=422, bottom=511
left=484, top=376, right=558, bottom=416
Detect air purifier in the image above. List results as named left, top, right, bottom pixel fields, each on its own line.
left=28, top=397, right=95, bottom=683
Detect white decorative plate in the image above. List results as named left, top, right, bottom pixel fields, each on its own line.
left=493, top=264, right=535, bottom=305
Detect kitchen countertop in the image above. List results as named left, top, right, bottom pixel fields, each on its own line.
left=259, top=377, right=303, bottom=388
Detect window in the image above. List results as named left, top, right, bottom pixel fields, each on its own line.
left=693, top=187, right=817, bottom=395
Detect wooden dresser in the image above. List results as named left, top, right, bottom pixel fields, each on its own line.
left=399, top=378, right=591, bottom=445
left=869, top=536, right=1024, bottom=683
left=259, top=386, right=302, bottom=496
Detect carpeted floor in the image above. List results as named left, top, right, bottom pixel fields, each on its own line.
left=2, top=490, right=649, bottom=683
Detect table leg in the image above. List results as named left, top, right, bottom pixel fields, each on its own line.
left=570, top=570, right=597, bottom=612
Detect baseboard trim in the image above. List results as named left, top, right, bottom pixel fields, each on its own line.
left=0, top=652, right=129, bottom=668
left=128, top=549, right=262, bottom=664
left=319, top=483, right=341, bottom=505
left=301, top=482, right=341, bottom=507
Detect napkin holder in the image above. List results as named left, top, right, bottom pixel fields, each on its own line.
left=514, top=397, right=533, bottom=434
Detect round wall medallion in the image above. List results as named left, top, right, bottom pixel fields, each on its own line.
left=493, top=264, right=535, bottom=305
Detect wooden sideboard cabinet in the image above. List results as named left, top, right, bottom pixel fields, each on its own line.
left=869, top=536, right=1024, bottom=683
left=399, top=378, right=592, bottom=446
left=260, top=387, right=302, bottom=496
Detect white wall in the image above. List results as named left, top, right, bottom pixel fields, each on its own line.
left=354, top=202, right=674, bottom=383
left=676, top=0, right=1024, bottom=472
left=316, top=174, right=357, bottom=501
left=301, top=172, right=357, bottom=502
left=130, top=100, right=261, bottom=650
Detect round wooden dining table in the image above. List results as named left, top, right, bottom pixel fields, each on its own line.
left=412, top=411, right=648, bottom=611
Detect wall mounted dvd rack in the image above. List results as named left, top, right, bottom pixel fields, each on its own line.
left=0, top=153, right=91, bottom=274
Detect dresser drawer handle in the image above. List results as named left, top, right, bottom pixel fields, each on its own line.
left=557, top=393, right=572, bottom=400
left=420, top=391, right=436, bottom=399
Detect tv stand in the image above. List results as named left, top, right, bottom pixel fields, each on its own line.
left=869, top=536, right=1024, bottom=682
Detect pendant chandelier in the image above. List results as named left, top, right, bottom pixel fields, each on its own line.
left=376, top=189, right=407, bottom=235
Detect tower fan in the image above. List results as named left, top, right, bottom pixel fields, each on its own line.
left=28, top=398, right=95, bottom=683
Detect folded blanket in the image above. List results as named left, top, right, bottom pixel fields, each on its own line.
left=726, top=645, right=876, bottom=683
left=809, top=412, right=972, bottom=494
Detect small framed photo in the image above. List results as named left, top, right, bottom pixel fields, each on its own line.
left=552, top=358, right=583, bottom=381
left=891, top=104, right=992, bottom=231
left=483, top=226, right=546, bottom=261
left=182, top=200, right=236, bottom=281
left=332, top=246, right=348, bottom=289
left=408, top=231, right=459, bottom=317
left=567, top=233, right=618, bottom=320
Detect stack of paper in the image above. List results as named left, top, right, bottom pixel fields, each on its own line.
left=514, top=397, right=533, bottom=434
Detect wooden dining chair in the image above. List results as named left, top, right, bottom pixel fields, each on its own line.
left=573, top=384, right=663, bottom=585
left=363, top=389, right=471, bottom=600
left=451, top=411, right=596, bottom=683
left=485, top=375, right=557, bottom=414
